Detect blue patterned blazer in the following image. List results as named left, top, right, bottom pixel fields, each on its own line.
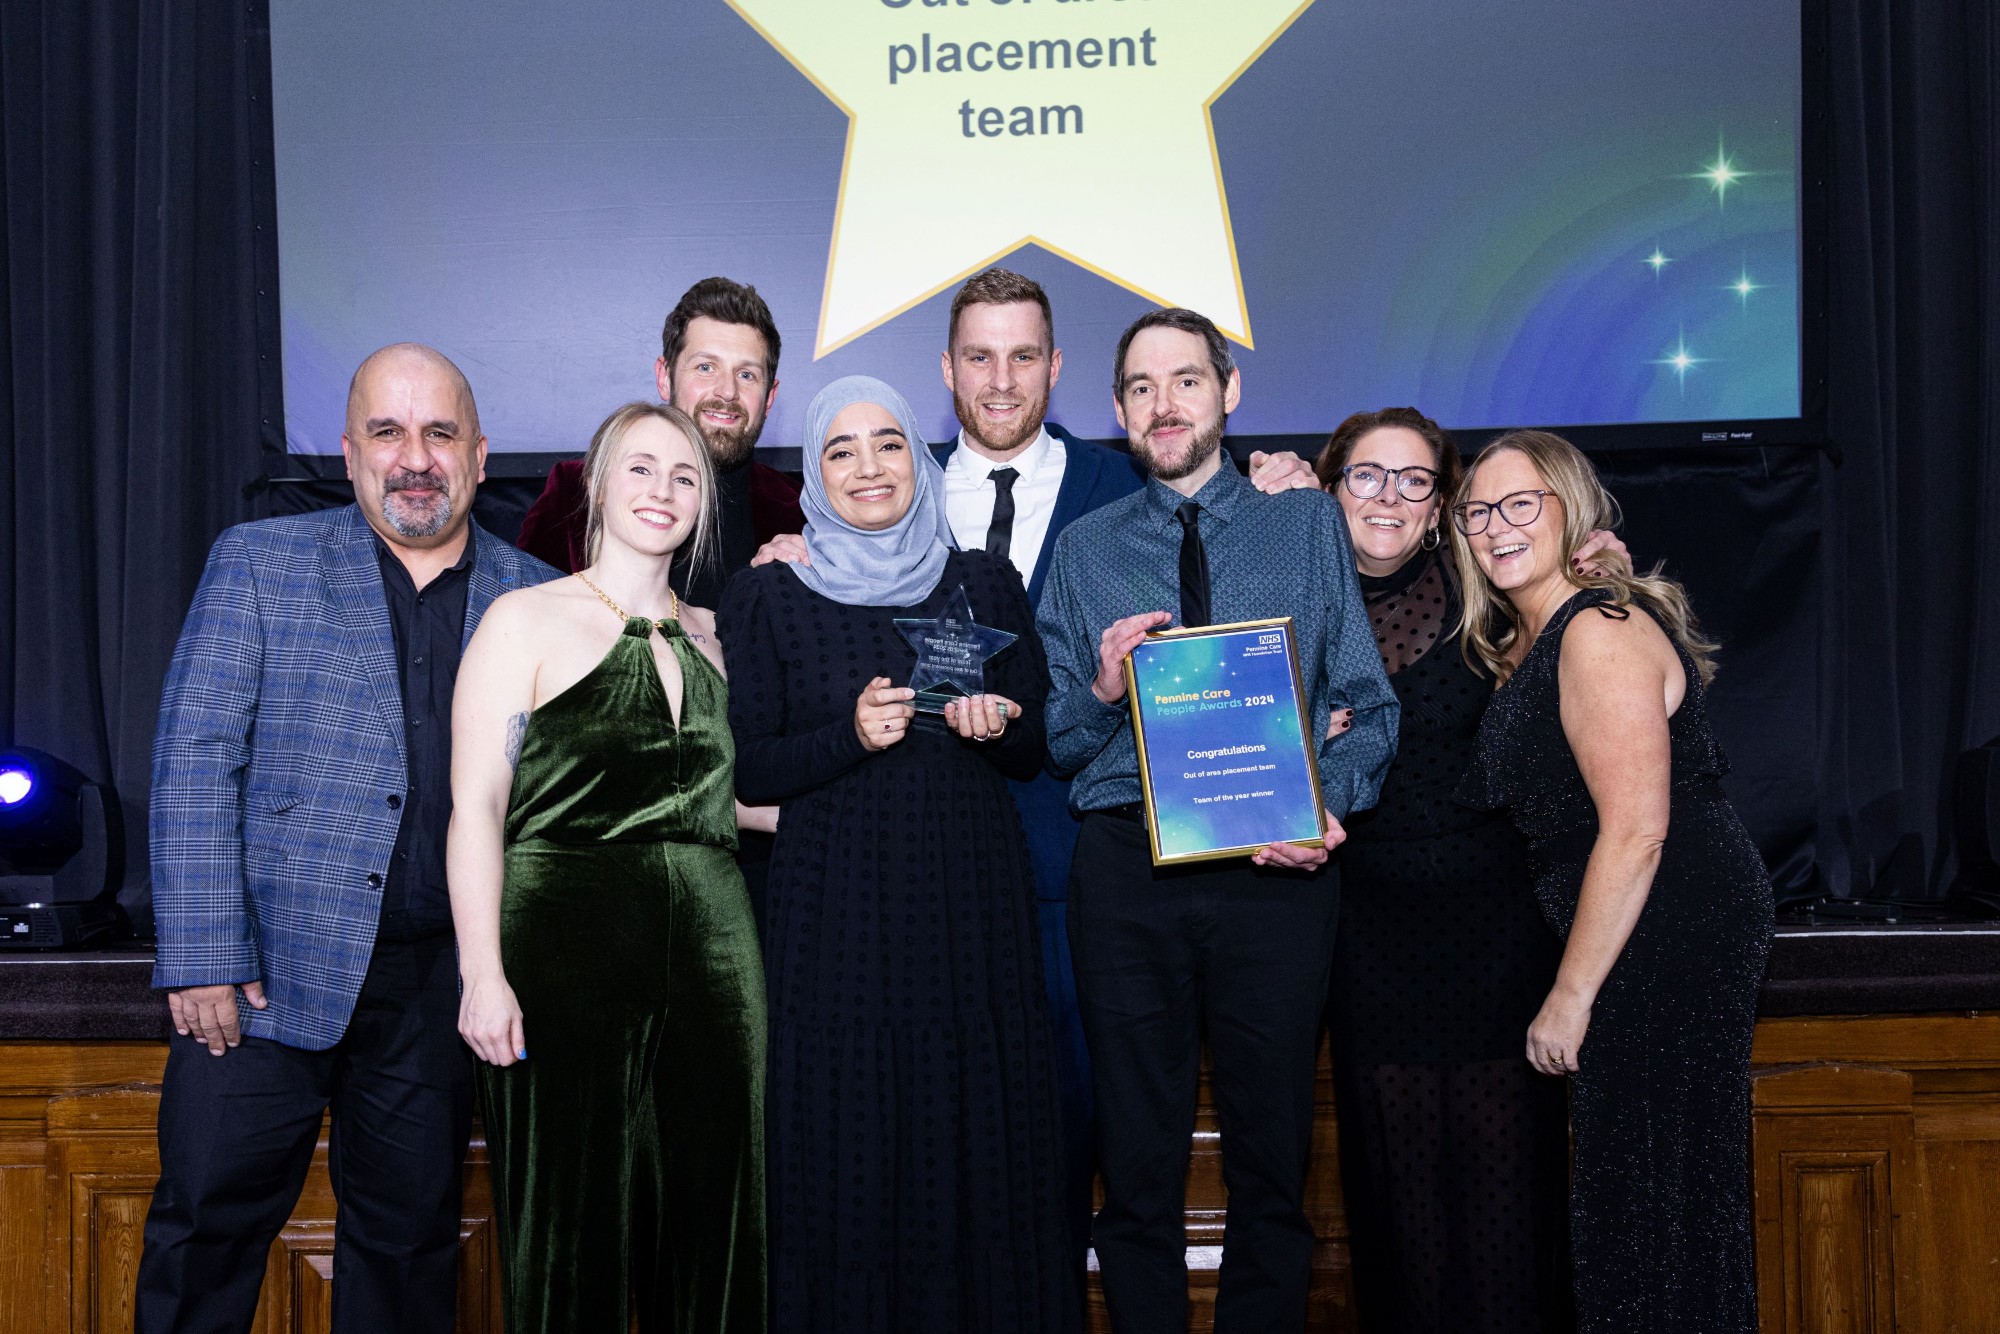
left=149, top=504, right=560, bottom=1050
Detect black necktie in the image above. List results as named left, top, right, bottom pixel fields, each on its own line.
left=985, top=467, right=1020, bottom=563
left=1176, top=501, right=1211, bottom=628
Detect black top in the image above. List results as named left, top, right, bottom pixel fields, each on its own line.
left=1458, top=589, right=1732, bottom=860
left=672, top=460, right=756, bottom=610
left=1331, top=551, right=1560, bottom=1062
left=373, top=537, right=473, bottom=939
left=1347, top=552, right=1500, bottom=839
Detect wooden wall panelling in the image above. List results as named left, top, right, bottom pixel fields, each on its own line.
left=0, top=1042, right=164, bottom=1334
left=44, top=1087, right=168, bottom=1334
left=1750, top=1064, right=1918, bottom=1334
left=0, top=1133, right=47, bottom=1334
left=1751, top=1014, right=2000, bottom=1068
left=1905, top=1069, right=2000, bottom=1334
left=0, top=1041, right=500, bottom=1334
left=9, top=1014, right=2000, bottom=1333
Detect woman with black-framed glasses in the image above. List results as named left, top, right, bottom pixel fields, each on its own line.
left=1311, top=409, right=1623, bottom=1334
left=1451, top=430, right=1773, bottom=1334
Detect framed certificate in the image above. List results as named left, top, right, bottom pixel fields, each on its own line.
left=1122, top=618, right=1326, bottom=866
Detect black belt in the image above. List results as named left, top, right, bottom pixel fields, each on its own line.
left=1090, top=802, right=1148, bottom=827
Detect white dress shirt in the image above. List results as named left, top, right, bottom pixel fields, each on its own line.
left=941, top=426, right=1068, bottom=587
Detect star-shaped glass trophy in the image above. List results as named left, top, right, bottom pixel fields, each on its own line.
left=894, top=585, right=1017, bottom=714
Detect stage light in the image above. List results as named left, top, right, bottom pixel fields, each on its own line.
left=0, top=747, right=126, bottom=949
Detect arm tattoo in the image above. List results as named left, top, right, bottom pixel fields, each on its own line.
left=504, top=711, right=529, bottom=769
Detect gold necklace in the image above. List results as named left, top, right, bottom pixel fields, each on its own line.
left=575, top=572, right=679, bottom=632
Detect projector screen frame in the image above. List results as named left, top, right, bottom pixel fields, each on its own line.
left=249, top=0, right=1832, bottom=486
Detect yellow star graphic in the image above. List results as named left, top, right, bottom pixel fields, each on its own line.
left=727, top=0, right=1316, bottom=357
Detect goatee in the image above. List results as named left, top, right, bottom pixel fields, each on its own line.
left=380, top=472, right=453, bottom=538
left=1133, top=415, right=1225, bottom=482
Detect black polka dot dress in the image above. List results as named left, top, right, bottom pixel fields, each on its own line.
left=1328, top=551, right=1574, bottom=1333
left=717, top=550, right=1075, bottom=1334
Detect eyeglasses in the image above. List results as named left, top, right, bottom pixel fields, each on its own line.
left=1451, top=489, right=1556, bottom=536
left=1341, top=462, right=1438, bottom=503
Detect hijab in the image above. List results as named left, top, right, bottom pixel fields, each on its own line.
left=793, top=375, right=956, bottom=607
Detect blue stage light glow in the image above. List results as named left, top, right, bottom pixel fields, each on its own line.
left=0, top=767, right=32, bottom=806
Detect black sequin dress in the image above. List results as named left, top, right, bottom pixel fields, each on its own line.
left=1459, top=588, right=1773, bottom=1334
left=1328, top=552, right=1572, bottom=1333
left=717, top=550, right=1075, bottom=1334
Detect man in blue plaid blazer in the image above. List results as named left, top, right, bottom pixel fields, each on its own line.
left=136, top=344, right=559, bottom=1334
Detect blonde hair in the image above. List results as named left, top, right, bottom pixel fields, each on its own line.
left=579, top=402, right=718, bottom=579
left=1451, top=430, right=1719, bottom=685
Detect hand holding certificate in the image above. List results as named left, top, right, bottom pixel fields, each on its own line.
left=1121, top=618, right=1341, bottom=866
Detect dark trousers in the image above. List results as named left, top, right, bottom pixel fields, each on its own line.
left=1038, top=895, right=1098, bottom=1309
left=135, top=932, right=474, bottom=1334
left=1068, top=812, right=1341, bottom=1334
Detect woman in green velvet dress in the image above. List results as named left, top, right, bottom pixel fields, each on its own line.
left=447, top=402, right=768, bottom=1333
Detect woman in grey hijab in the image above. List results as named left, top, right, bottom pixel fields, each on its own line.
left=788, top=374, right=956, bottom=607
left=718, top=375, right=1077, bottom=1334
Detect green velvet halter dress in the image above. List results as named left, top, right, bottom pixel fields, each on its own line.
left=481, top=615, right=766, bottom=1333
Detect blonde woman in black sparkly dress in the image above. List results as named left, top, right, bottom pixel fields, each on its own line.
left=1452, top=430, right=1774, bottom=1333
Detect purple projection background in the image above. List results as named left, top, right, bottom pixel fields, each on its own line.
left=269, top=0, right=1801, bottom=455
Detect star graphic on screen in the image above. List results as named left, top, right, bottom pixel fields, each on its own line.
left=1690, top=138, right=1750, bottom=207
left=1727, top=264, right=1761, bottom=305
left=1650, top=332, right=1708, bottom=393
left=1645, top=248, right=1672, bottom=276
left=727, top=0, right=1318, bottom=354
left=895, top=584, right=1017, bottom=708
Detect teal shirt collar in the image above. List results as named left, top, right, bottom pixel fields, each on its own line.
left=1142, top=455, right=1249, bottom=528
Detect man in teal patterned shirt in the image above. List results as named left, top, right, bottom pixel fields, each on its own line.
left=1036, top=307, right=1398, bottom=1333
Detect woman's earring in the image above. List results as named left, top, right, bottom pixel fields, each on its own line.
left=1421, top=524, right=1442, bottom=551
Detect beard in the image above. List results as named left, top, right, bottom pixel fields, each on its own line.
left=954, top=381, right=1050, bottom=456
left=1130, top=413, right=1225, bottom=482
left=690, top=396, right=765, bottom=469
left=380, top=470, right=453, bottom=538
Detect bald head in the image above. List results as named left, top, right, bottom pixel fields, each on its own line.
left=341, top=343, right=488, bottom=555
left=346, top=342, right=480, bottom=440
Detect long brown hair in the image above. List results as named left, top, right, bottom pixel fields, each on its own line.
left=1451, top=430, right=1719, bottom=685
left=579, top=403, right=718, bottom=579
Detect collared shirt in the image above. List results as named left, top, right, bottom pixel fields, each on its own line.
left=942, top=426, right=1068, bottom=587
left=1036, top=463, right=1399, bottom=820
left=374, top=537, right=474, bottom=938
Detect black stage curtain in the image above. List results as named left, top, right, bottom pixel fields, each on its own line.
left=1594, top=448, right=1823, bottom=899
left=0, top=1, right=277, bottom=923
left=1, top=1, right=1996, bottom=923
left=1817, top=0, right=2000, bottom=899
